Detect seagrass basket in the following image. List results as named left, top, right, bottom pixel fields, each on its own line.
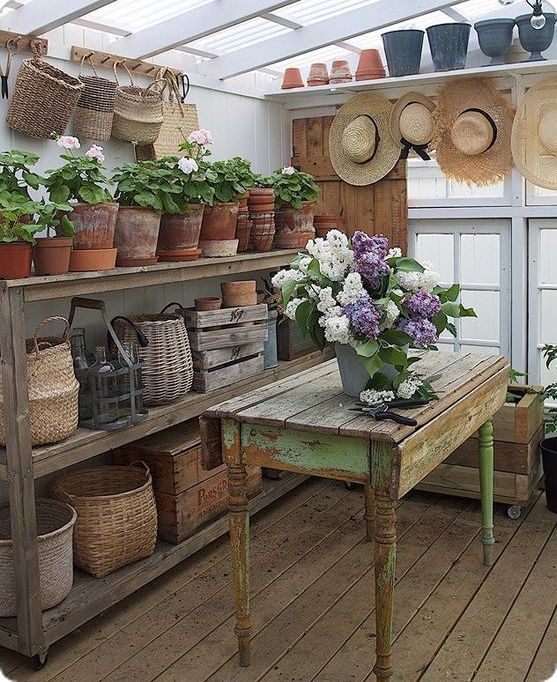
left=113, top=304, right=194, bottom=405
left=51, top=463, right=157, bottom=578
left=6, top=57, right=84, bottom=138
left=0, top=316, right=79, bottom=447
left=74, top=54, right=117, bottom=141
left=0, top=499, right=76, bottom=616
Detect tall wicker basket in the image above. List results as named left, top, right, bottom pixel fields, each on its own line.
left=74, top=54, right=117, bottom=141
left=51, top=463, right=157, bottom=578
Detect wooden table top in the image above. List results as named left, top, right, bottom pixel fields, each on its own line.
left=206, top=351, right=509, bottom=445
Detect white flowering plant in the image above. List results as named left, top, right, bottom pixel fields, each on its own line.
left=267, top=166, right=320, bottom=210
left=273, top=230, right=476, bottom=401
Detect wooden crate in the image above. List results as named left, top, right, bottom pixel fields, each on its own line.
left=277, top=317, right=317, bottom=361
left=488, top=385, right=544, bottom=444
left=184, top=304, right=268, bottom=393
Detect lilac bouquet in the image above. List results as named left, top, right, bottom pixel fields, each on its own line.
left=273, top=230, right=475, bottom=401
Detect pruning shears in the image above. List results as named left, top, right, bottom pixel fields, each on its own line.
left=350, top=398, right=430, bottom=426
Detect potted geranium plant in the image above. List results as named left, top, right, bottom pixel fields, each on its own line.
left=273, top=230, right=475, bottom=398
left=157, top=134, right=215, bottom=262
left=269, top=165, right=320, bottom=249
left=0, top=196, right=39, bottom=279
left=112, top=159, right=182, bottom=266
left=0, top=149, right=42, bottom=201
left=32, top=201, right=75, bottom=276
left=44, top=137, right=118, bottom=271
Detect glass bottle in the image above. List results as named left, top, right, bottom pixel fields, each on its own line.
left=121, top=341, right=147, bottom=422
left=91, top=346, right=118, bottom=426
left=71, top=328, right=92, bottom=422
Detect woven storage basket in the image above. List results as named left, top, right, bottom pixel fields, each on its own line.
left=0, top=499, right=76, bottom=617
left=74, top=55, right=117, bottom=141
left=51, top=463, right=157, bottom=578
left=113, top=304, right=194, bottom=405
left=6, top=57, right=84, bottom=138
left=0, top=316, right=79, bottom=447
left=111, top=63, right=164, bottom=145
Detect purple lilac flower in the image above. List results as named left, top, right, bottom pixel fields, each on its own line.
left=398, top=318, right=438, bottom=345
left=405, top=290, right=441, bottom=319
left=351, top=231, right=390, bottom=288
left=343, top=299, right=381, bottom=340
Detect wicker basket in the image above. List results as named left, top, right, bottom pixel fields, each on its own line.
left=74, top=55, right=117, bottom=141
left=111, top=62, right=164, bottom=145
left=0, top=499, right=76, bottom=616
left=51, top=463, right=157, bottom=578
left=6, top=57, right=84, bottom=138
left=0, top=316, right=79, bottom=447
left=152, top=70, right=199, bottom=158
left=113, top=305, right=194, bottom=405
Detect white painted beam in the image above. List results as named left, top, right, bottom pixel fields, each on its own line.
left=111, top=0, right=300, bottom=60
left=4, top=0, right=117, bottom=35
left=442, top=7, right=469, bottom=22
left=201, top=0, right=472, bottom=80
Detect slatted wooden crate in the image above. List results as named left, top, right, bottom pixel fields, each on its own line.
left=277, top=317, right=317, bottom=361
left=184, top=304, right=268, bottom=393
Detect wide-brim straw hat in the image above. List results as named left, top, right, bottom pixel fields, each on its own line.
left=329, top=93, right=400, bottom=186
left=433, top=77, right=514, bottom=186
left=391, top=91, right=436, bottom=150
left=512, top=77, right=557, bottom=190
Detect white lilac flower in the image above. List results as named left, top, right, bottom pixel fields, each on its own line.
left=85, top=144, right=104, bottom=163
left=316, top=287, right=337, bottom=314
left=360, top=389, right=395, bottom=405
left=337, top=272, right=368, bottom=306
left=318, top=306, right=342, bottom=326
left=323, top=314, right=353, bottom=344
left=57, top=135, right=80, bottom=150
left=326, top=229, right=349, bottom=249
left=178, top=157, right=198, bottom=174
left=271, top=268, right=304, bottom=290
left=281, top=165, right=296, bottom=175
left=388, top=247, right=402, bottom=258
left=383, top=300, right=400, bottom=328
left=285, top=297, right=303, bottom=320
left=298, top=256, right=312, bottom=273
left=396, top=376, right=423, bottom=399
left=398, top=267, right=440, bottom=293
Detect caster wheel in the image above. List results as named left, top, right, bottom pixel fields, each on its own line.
left=507, top=505, right=522, bottom=519
left=344, top=481, right=357, bottom=490
left=32, top=653, right=48, bottom=671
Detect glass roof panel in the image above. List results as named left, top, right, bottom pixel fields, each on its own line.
left=187, top=17, right=289, bottom=54
left=273, top=0, right=378, bottom=25
left=273, top=45, right=353, bottom=72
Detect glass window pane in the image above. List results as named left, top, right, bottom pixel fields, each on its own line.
left=541, top=290, right=557, bottom=344
left=460, top=344, right=501, bottom=355
left=448, top=179, right=504, bottom=199
left=460, top=234, right=500, bottom=285
left=540, top=228, right=557, bottom=284
left=460, top=291, right=500, bottom=342
left=415, top=233, right=454, bottom=283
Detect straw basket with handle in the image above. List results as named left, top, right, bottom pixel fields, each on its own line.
left=74, top=53, right=117, bottom=141
left=111, top=62, right=165, bottom=145
left=0, top=316, right=79, bottom=446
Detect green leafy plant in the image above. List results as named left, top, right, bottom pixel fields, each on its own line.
left=267, top=166, right=320, bottom=210
left=0, top=150, right=42, bottom=202
left=207, top=158, right=251, bottom=204
left=0, top=196, right=39, bottom=244
left=161, top=155, right=215, bottom=210
left=541, top=344, right=557, bottom=432
left=229, top=157, right=262, bottom=192
left=112, top=160, right=182, bottom=213
left=35, top=201, right=75, bottom=238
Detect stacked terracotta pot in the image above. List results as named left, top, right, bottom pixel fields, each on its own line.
left=275, top=202, right=316, bottom=250
left=114, top=207, right=161, bottom=267
left=329, top=60, right=352, bottom=84
left=199, top=202, right=240, bottom=257
left=248, top=189, right=275, bottom=253
left=307, top=63, right=329, bottom=87
left=236, top=193, right=252, bottom=253
left=70, top=202, right=120, bottom=271
left=355, top=49, right=386, bottom=81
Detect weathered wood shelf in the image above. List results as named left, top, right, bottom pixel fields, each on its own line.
left=0, top=472, right=308, bottom=651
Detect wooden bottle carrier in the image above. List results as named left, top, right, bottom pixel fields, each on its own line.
left=113, top=420, right=261, bottom=543
left=183, top=303, right=269, bottom=393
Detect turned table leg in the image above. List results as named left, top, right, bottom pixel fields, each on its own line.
left=364, top=484, right=375, bottom=542
left=373, top=490, right=396, bottom=681
left=479, top=419, right=495, bottom=567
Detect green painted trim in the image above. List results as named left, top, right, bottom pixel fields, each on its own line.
left=478, top=419, right=495, bottom=547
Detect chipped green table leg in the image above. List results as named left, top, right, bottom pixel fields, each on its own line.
left=364, top=484, right=375, bottom=542
left=478, top=419, right=495, bottom=567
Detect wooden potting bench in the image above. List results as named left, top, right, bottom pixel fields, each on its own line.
left=204, top=350, right=509, bottom=681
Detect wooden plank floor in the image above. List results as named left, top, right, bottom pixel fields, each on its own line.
left=1, top=479, right=557, bottom=682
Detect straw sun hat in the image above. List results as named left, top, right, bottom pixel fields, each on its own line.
left=512, top=78, right=557, bottom=190
left=433, top=77, right=514, bottom=186
left=391, top=92, right=436, bottom=160
left=329, top=93, right=400, bottom=186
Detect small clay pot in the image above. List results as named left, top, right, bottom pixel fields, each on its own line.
left=71, top=202, right=119, bottom=250
left=114, top=206, right=161, bottom=266
left=355, top=49, right=386, bottom=80
left=69, top=248, right=117, bottom=272
left=195, top=297, right=222, bottom=311
left=314, top=215, right=340, bottom=238
left=275, top=231, right=314, bottom=250
left=251, top=224, right=275, bottom=252
left=33, top=237, right=73, bottom=276
left=307, top=63, right=329, bottom=86
left=236, top=213, right=253, bottom=253
left=221, top=280, right=257, bottom=307
left=281, top=67, right=304, bottom=89
left=200, top=202, right=239, bottom=241
left=199, top=239, right=239, bottom=257
left=330, top=60, right=352, bottom=84
left=157, top=204, right=204, bottom=261
left=0, top=241, right=32, bottom=279
left=239, top=193, right=249, bottom=210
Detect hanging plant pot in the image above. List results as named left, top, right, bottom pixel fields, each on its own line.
left=382, top=29, right=424, bottom=77
left=200, top=202, right=239, bottom=241
left=114, top=206, right=161, bottom=267
left=33, top=237, right=73, bottom=276
left=0, top=242, right=32, bottom=279
left=157, top=204, right=204, bottom=262
left=71, top=203, right=119, bottom=250
left=427, top=23, right=471, bottom=72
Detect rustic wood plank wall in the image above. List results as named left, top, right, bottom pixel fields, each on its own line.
left=292, top=115, right=408, bottom=252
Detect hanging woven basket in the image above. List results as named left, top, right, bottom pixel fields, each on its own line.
left=74, top=54, right=117, bottom=141
left=6, top=57, right=84, bottom=139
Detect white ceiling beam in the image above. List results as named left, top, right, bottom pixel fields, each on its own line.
left=111, top=0, right=301, bottom=60
left=201, top=0, right=472, bottom=80
left=3, top=0, right=117, bottom=35
left=261, top=12, right=302, bottom=29
left=335, top=40, right=361, bottom=54
left=442, top=7, right=469, bottom=22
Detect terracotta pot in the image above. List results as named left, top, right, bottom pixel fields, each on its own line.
left=307, top=63, right=329, bottom=86
left=157, top=248, right=201, bottom=262
left=200, top=202, right=239, bottom=241
left=314, top=215, right=340, bottom=237
left=114, top=206, right=161, bottom=266
left=199, top=239, right=239, bottom=257
left=239, top=193, right=249, bottom=210
left=69, top=248, right=117, bottom=272
left=221, top=280, right=257, bottom=308
left=276, top=231, right=314, bottom=250
left=330, top=60, right=352, bottom=84
left=236, top=213, right=253, bottom=253
left=276, top=200, right=316, bottom=233
left=355, top=49, right=386, bottom=81
left=248, top=188, right=274, bottom=196
left=250, top=224, right=275, bottom=253
left=33, top=237, right=73, bottom=276
left=157, top=204, right=204, bottom=261
left=281, top=67, right=304, bottom=89
left=0, top=242, right=32, bottom=279
left=71, top=202, right=119, bottom=250
left=195, top=297, right=221, bottom=311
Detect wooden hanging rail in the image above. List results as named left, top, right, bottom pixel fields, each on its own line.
left=71, top=46, right=181, bottom=78
left=0, top=30, right=47, bottom=55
